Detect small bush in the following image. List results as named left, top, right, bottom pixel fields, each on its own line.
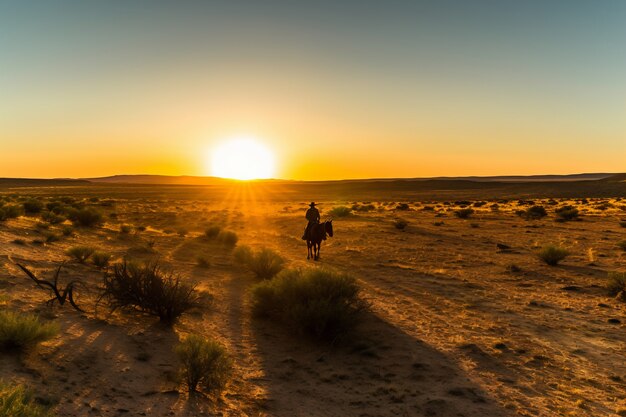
left=119, top=224, right=132, bottom=234
left=0, top=310, right=58, bottom=351
left=23, top=199, right=44, bottom=215
left=240, top=248, right=285, bottom=280
left=0, top=204, right=22, bottom=221
left=252, top=268, right=365, bottom=341
left=395, top=203, right=410, bottom=211
left=91, top=251, right=112, bottom=269
left=196, top=256, right=210, bottom=268
left=233, top=245, right=253, bottom=265
left=618, top=240, right=626, bottom=251
left=455, top=208, right=474, bottom=219
left=608, top=272, right=626, bottom=298
left=175, top=334, right=232, bottom=394
left=555, top=206, right=579, bottom=222
left=0, top=382, right=53, bottom=417
left=41, top=211, right=64, bottom=225
left=520, top=206, right=547, bottom=220
left=329, top=206, right=352, bottom=217
left=394, top=219, right=408, bottom=230
left=204, top=226, right=222, bottom=239
left=619, top=221, right=626, bottom=228
left=67, top=207, right=103, bottom=227
left=42, top=232, right=60, bottom=243
left=216, top=230, right=238, bottom=248
left=66, top=246, right=94, bottom=263
left=538, top=244, right=569, bottom=266
left=61, top=226, right=73, bottom=236
left=102, top=261, right=197, bottom=324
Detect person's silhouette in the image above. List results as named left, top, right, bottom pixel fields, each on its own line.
left=302, top=202, right=320, bottom=240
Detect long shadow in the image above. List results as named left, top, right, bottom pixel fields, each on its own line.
left=251, top=309, right=514, bottom=417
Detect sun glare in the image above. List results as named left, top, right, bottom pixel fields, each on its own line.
left=210, top=137, right=275, bottom=180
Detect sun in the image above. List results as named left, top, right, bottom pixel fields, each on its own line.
left=209, top=137, right=276, bottom=180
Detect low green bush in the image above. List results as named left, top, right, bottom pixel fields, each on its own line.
left=175, top=334, right=232, bottom=394
left=22, top=199, right=44, bottom=215
left=0, top=204, right=22, bottom=221
left=538, top=244, right=569, bottom=266
left=454, top=208, right=474, bottom=219
left=607, top=272, right=626, bottom=298
left=67, top=207, right=103, bottom=227
left=252, top=268, right=365, bottom=341
left=239, top=247, right=285, bottom=280
left=216, top=230, right=238, bottom=248
left=329, top=206, right=352, bottom=217
left=204, top=226, right=222, bottom=239
left=66, top=246, right=94, bottom=263
left=519, top=205, right=547, bottom=220
left=0, top=310, right=59, bottom=351
left=555, top=205, right=579, bottom=222
left=0, top=382, right=53, bottom=417
left=91, top=251, right=112, bottom=269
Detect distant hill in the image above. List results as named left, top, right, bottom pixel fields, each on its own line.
left=0, top=178, right=89, bottom=187
left=85, top=175, right=233, bottom=185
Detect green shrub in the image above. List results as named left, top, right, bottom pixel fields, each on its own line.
left=538, top=244, right=569, bottom=266
left=519, top=205, right=547, bottom=220
left=216, top=230, right=238, bottom=248
left=455, top=208, right=474, bottom=219
left=0, top=204, right=22, bottom=221
left=0, top=382, right=53, bottom=417
left=102, top=261, right=197, bottom=324
left=555, top=205, right=579, bottom=222
left=618, top=240, right=626, bottom=251
left=66, top=246, right=94, bottom=263
left=0, top=310, right=58, bottom=351
left=394, top=219, right=408, bottom=230
left=329, top=206, right=352, bottom=217
left=41, top=211, right=64, bottom=225
left=233, top=245, right=253, bottom=265
left=91, top=251, right=112, bottom=269
left=175, top=334, right=232, bottom=394
left=608, top=272, right=626, bottom=298
left=42, top=232, right=60, bottom=244
left=67, top=207, right=103, bottom=227
left=22, top=199, right=44, bottom=215
left=240, top=248, right=285, bottom=280
left=252, top=268, right=365, bottom=341
left=204, top=226, right=222, bottom=239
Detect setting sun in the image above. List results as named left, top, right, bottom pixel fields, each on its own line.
left=210, top=137, right=276, bottom=180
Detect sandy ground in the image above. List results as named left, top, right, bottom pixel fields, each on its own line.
left=2, top=190, right=626, bottom=416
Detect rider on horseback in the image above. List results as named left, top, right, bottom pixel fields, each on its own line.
left=302, top=202, right=320, bottom=240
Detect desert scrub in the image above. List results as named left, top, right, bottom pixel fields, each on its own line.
left=196, top=256, right=210, bottom=268
left=252, top=268, right=366, bottom=341
left=40, top=211, right=64, bottom=225
left=0, top=310, right=59, bottom=351
left=204, top=226, right=222, bottom=239
left=22, top=199, right=44, bottom=214
left=216, top=230, right=238, bottom=248
left=66, top=246, right=94, bottom=263
left=102, top=261, right=197, bottom=324
left=0, top=204, right=22, bottom=221
left=454, top=208, right=474, bottom=219
left=0, top=382, right=54, bottom=417
left=329, top=206, right=352, bottom=217
left=394, top=219, right=408, bottom=230
left=91, top=251, right=112, bottom=269
left=175, top=334, right=232, bottom=394
left=119, top=224, right=132, bottom=234
left=538, top=244, right=569, bottom=266
left=555, top=205, right=579, bottom=222
left=608, top=272, right=626, bottom=299
left=618, top=240, right=626, bottom=251
left=519, top=205, right=547, bottom=220
left=395, top=203, right=410, bottom=211
left=233, top=245, right=253, bottom=265
left=238, top=247, right=285, bottom=280
left=66, top=207, right=103, bottom=227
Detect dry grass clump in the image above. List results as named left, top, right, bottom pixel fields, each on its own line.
left=519, top=205, right=547, bottom=220
left=0, top=310, right=59, bottom=351
left=175, top=334, right=232, bottom=394
left=0, top=382, right=53, bottom=417
left=91, top=251, right=112, bottom=269
left=40, top=211, right=64, bottom=225
left=394, top=219, right=408, bottom=230
left=0, top=204, right=22, bottom=221
left=22, top=199, right=44, bottom=214
left=216, top=230, right=238, bottom=248
left=102, top=261, right=197, bottom=324
left=329, top=206, right=352, bottom=217
left=252, top=268, right=366, bottom=341
left=66, top=246, right=95, bottom=263
left=67, top=207, right=103, bottom=227
left=196, top=256, right=210, bottom=268
left=395, top=203, right=410, bottom=211
left=618, top=240, right=626, bottom=251
left=204, top=226, right=222, bottom=239
left=119, top=224, right=132, bottom=234
left=236, top=246, right=285, bottom=280
left=555, top=205, right=579, bottom=222
left=538, top=244, right=569, bottom=266
left=607, top=272, right=626, bottom=299
left=455, top=208, right=474, bottom=219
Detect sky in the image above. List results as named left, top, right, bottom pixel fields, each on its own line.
left=1, top=0, right=625, bottom=180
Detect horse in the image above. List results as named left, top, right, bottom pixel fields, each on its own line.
left=306, top=219, right=333, bottom=261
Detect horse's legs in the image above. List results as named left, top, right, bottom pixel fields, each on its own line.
left=307, top=241, right=311, bottom=260
left=314, top=242, right=320, bottom=260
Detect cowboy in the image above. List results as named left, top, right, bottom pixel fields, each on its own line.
left=302, top=202, right=320, bottom=240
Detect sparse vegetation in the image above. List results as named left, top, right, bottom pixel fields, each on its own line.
left=67, top=207, right=103, bottom=227
left=0, top=204, right=22, bottom=221
left=102, top=261, right=197, bottom=324
left=607, top=272, right=626, bottom=299
left=555, top=206, right=579, bottom=222
left=252, top=268, right=365, bottom=341
left=538, top=244, right=569, bottom=266
left=329, top=206, right=352, bottom=217
left=204, top=226, right=222, bottom=239
left=0, top=382, right=54, bottom=417
left=238, top=247, right=285, bottom=280
left=175, top=334, right=232, bottom=394
left=395, top=203, right=410, bottom=211
left=519, top=205, right=547, bottom=220
left=455, top=208, right=474, bottom=219
left=196, top=256, right=210, bottom=268
left=91, top=251, right=112, bottom=269
left=119, top=224, right=132, bottom=234
left=618, top=240, right=626, bottom=251
left=394, top=219, right=408, bottom=230
left=0, top=310, right=59, bottom=351
left=66, top=246, right=94, bottom=263
left=216, top=230, right=238, bottom=248
left=23, top=199, right=44, bottom=214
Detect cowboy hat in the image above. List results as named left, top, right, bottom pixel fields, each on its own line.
left=309, top=202, right=317, bottom=207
